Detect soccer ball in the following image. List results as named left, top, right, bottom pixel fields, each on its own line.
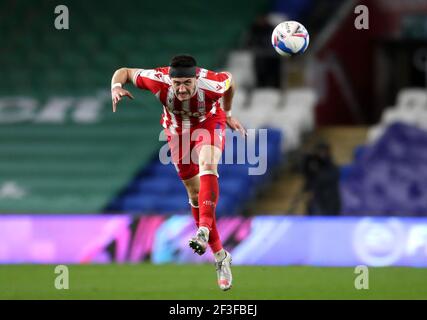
left=271, top=21, right=310, bottom=57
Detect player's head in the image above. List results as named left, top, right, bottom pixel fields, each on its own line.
left=169, top=55, right=197, bottom=101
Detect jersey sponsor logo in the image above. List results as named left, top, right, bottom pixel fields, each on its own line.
left=170, top=109, right=205, bottom=117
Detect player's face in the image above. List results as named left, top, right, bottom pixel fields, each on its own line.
left=171, top=77, right=197, bottom=101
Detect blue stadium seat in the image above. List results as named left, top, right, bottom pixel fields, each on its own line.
left=353, top=144, right=367, bottom=162
left=146, top=162, right=178, bottom=178
left=121, top=195, right=158, bottom=212
left=218, top=164, right=251, bottom=177
left=219, top=178, right=249, bottom=200
left=341, top=123, right=427, bottom=215
left=130, top=177, right=184, bottom=193
left=111, top=128, right=284, bottom=215
left=340, top=165, right=355, bottom=182
left=130, top=177, right=175, bottom=193
left=153, top=194, right=190, bottom=212
left=216, top=195, right=237, bottom=216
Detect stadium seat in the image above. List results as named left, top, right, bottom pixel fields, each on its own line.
left=342, top=123, right=427, bottom=215
left=369, top=88, right=427, bottom=144
left=367, top=125, right=386, bottom=143
left=216, top=195, right=238, bottom=216
left=121, top=195, right=158, bottom=212
left=282, top=88, right=317, bottom=111
left=396, top=88, right=427, bottom=110
left=226, top=50, right=256, bottom=89
left=381, top=108, right=418, bottom=125
left=353, top=144, right=367, bottom=162
left=130, top=178, right=176, bottom=194
left=231, top=89, right=248, bottom=112
left=250, top=88, right=281, bottom=108
left=154, top=195, right=191, bottom=212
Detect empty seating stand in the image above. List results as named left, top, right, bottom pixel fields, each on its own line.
left=368, top=88, right=427, bottom=143
left=233, top=87, right=318, bottom=151
left=341, top=88, right=427, bottom=215
left=0, top=101, right=161, bottom=213
left=0, top=0, right=267, bottom=213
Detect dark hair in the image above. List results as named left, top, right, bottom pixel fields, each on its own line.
left=170, top=55, right=197, bottom=68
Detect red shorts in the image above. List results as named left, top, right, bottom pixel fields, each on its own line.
left=166, top=114, right=226, bottom=180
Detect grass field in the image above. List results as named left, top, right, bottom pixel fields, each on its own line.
left=0, top=264, right=426, bottom=300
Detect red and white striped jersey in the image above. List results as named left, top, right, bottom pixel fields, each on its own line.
left=132, top=67, right=232, bottom=134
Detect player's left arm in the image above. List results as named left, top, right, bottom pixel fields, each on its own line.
left=223, top=73, right=247, bottom=136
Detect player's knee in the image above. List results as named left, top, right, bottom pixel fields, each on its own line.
left=199, top=162, right=218, bottom=173
left=198, top=146, right=221, bottom=169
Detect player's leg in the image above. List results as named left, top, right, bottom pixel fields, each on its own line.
left=166, top=129, right=211, bottom=255
left=186, top=144, right=221, bottom=256
left=196, top=144, right=222, bottom=241
left=182, top=174, right=210, bottom=255
left=185, top=195, right=232, bottom=292
left=167, top=130, right=202, bottom=231
left=185, top=145, right=223, bottom=255
left=197, top=144, right=232, bottom=291
left=183, top=173, right=226, bottom=261
left=181, top=117, right=232, bottom=290
left=182, top=175, right=200, bottom=227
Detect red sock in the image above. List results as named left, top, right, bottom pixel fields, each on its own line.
left=198, top=173, right=219, bottom=230
left=209, top=217, right=223, bottom=253
left=190, top=203, right=223, bottom=253
left=191, top=205, right=199, bottom=227
left=198, top=173, right=223, bottom=253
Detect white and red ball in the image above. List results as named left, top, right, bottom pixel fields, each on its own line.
left=271, top=21, right=310, bottom=57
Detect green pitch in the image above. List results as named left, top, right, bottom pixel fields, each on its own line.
left=0, top=264, right=426, bottom=299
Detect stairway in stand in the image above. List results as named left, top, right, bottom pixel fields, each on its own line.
left=253, top=126, right=369, bottom=215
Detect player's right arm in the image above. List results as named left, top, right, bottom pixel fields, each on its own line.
left=111, top=68, right=140, bottom=112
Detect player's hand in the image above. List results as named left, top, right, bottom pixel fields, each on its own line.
left=111, top=87, right=134, bottom=112
left=226, top=116, right=247, bottom=137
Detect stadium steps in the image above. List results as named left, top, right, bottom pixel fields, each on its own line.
left=251, top=126, right=369, bottom=215
left=253, top=168, right=306, bottom=215
left=314, top=126, right=369, bottom=165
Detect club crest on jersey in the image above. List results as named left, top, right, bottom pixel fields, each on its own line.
left=197, top=101, right=205, bottom=112
left=171, top=110, right=204, bottom=117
